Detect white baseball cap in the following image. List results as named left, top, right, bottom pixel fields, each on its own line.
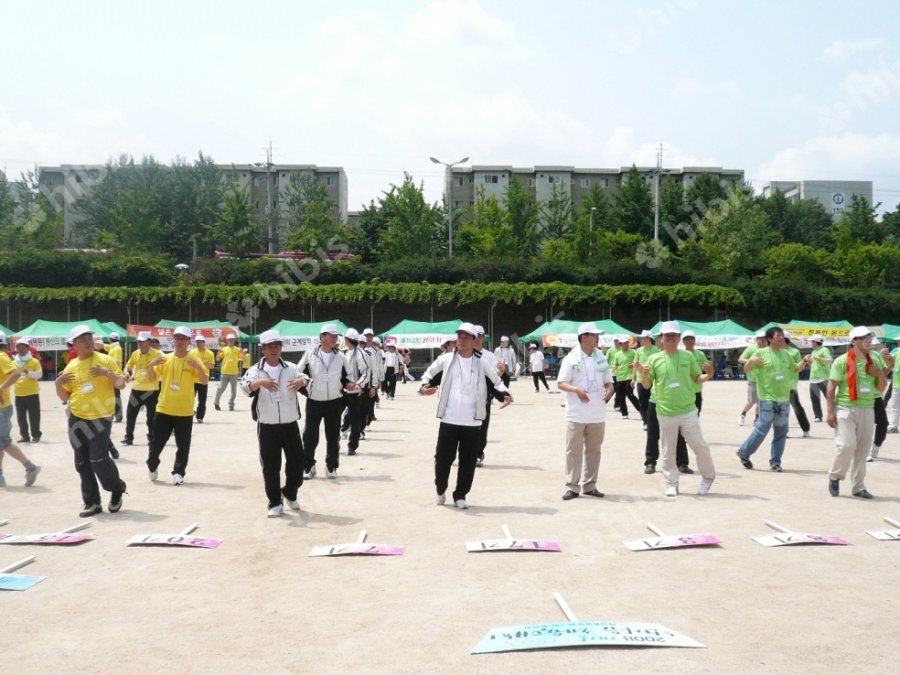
left=362, top=328, right=374, bottom=336
left=810, top=334, right=824, bottom=343
left=137, top=331, right=151, bottom=341
left=173, top=326, right=192, bottom=338
left=194, top=334, right=206, bottom=342
left=500, top=335, right=509, bottom=342
left=373, top=337, right=382, bottom=345
left=344, top=328, right=361, bottom=341
left=755, top=330, right=766, bottom=339
left=848, top=326, right=874, bottom=340
left=15, top=336, right=29, bottom=346
left=225, top=333, right=236, bottom=341
left=639, top=329, right=653, bottom=339
left=474, top=325, right=485, bottom=336
left=109, top=332, right=119, bottom=341
left=259, top=329, right=282, bottom=345
left=457, top=322, right=478, bottom=337
left=577, top=322, right=604, bottom=336
left=660, top=320, right=681, bottom=335
left=320, top=323, right=339, bottom=335
left=682, top=330, right=696, bottom=339
left=68, top=324, right=93, bottom=342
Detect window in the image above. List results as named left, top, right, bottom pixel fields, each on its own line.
left=273, top=174, right=278, bottom=186
left=454, top=201, right=463, bottom=209
left=241, top=172, right=247, bottom=178
left=600, top=178, right=608, bottom=188
left=485, top=175, right=499, bottom=184
left=580, top=178, right=589, bottom=188
left=527, top=178, right=535, bottom=187
left=456, top=177, right=464, bottom=187
left=326, top=176, right=335, bottom=187
left=273, top=201, right=278, bottom=210
left=548, top=175, right=560, bottom=184
left=254, top=176, right=261, bottom=186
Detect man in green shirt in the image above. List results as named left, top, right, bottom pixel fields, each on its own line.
left=675, top=330, right=708, bottom=470
left=610, top=337, right=640, bottom=421
left=640, top=321, right=715, bottom=497
left=826, top=326, right=887, bottom=498
left=807, top=335, right=832, bottom=423
left=865, top=337, right=892, bottom=462
left=737, top=326, right=807, bottom=471
left=783, top=331, right=811, bottom=437
left=737, top=331, right=767, bottom=425
left=631, top=329, right=659, bottom=430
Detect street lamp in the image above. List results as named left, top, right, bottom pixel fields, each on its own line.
left=254, top=156, right=275, bottom=254
left=430, top=155, right=469, bottom=257
left=589, top=207, right=597, bottom=257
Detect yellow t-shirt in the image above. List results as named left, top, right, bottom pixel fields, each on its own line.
left=218, top=345, right=242, bottom=375
left=0, top=353, right=18, bottom=408
left=13, top=356, right=42, bottom=397
left=242, top=352, right=251, bottom=369
left=61, top=352, right=123, bottom=420
left=126, top=348, right=162, bottom=392
left=188, top=347, right=215, bottom=375
left=107, top=342, right=123, bottom=366
left=153, top=353, right=203, bottom=417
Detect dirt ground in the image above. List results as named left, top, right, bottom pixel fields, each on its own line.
left=2, top=377, right=898, bottom=673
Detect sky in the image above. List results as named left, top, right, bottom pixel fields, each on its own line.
left=2, top=0, right=900, bottom=214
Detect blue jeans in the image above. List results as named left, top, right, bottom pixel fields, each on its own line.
left=738, top=400, right=790, bottom=466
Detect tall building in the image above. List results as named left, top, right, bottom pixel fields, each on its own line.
left=445, top=165, right=744, bottom=218
left=761, top=180, right=873, bottom=220
left=38, top=163, right=349, bottom=244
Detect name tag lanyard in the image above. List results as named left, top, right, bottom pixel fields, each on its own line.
left=79, top=353, right=95, bottom=389
left=581, top=351, right=598, bottom=391
left=169, top=355, right=187, bottom=389
left=666, top=352, right=682, bottom=389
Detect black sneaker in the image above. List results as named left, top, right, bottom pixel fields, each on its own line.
left=79, top=503, right=102, bottom=518
left=17, top=437, right=29, bottom=443
left=214, top=403, right=221, bottom=411
left=109, top=490, right=125, bottom=513
left=122, top=438, right=133, bottom=446
left=829, top=479, right=839, bottom=497
left=644, top=464, right=656, bottom=474
left=737, top=451, right=753, bottom=469
left=348, top=449, right=357, bottom=456
left=771, top=464, right=782, bottom=472
left=678, top=465, right=694, bottom=475
left=562, top=490, right=579, bottom=500
left=110, top=446, right=120, bottom=459
left=32, top=434, right=41, bottom=442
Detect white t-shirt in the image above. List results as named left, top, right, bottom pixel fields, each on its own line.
left=529, top=350, right=545, bottom=373
left=441, top=355, right=480, bottom=427
left=384, top=351, right=400, bottom=368
left=557, top=348, right=613, bottom=424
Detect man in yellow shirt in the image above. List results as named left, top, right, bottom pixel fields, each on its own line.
left=0, top=332, right=41, bottom=488
left=106, top=332, right=124, bottom=422
left=122, top=331, right=160, bottom=446
left=188, top=335, right=215, bottom=423
left=214, top=333, right=241, bottom=411
left=55, top=325, right=127, bottom=517
left=13, top=337, right=43, bottom=443
left=146, top=326, right=208, bottom=485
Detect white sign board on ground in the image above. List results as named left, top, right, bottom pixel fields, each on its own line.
left=866, top=516, right=900, bottom=541
left=127, top=523, right=222, bottom=549
left=309, top=529, right=404, bottom=557
left=753, top=520, right=849, bottom=547
left=624, top=523, right=721, bottom=551
left=466, top=525, right=560, bottom=553
left=0, top=556, right=45, bottom=591
left=0, top=522, right=93, bottom=545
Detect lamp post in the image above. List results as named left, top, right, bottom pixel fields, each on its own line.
left=429, top=155, right=469, bottom=257
left=589, top=207, right=597, bottom=257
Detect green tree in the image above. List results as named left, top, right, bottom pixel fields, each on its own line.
left=613, top=165, right=654, bottom=237
left=540, top=184, right=573, bottom=240
left=282, top=170, right=348, bottom=253
left=504, top=174, right=540, bottom=257
left=833, top=194, right=881, bottom=249
left=569, top=186, right=614, bottom=261
left=0, top=171, right=15, bottom=228
left=684, top=172, right=728, bottom=213
left=828, top=242, right=900, bottom=289
left=457, top=188, right=516, bottom=258
left=376, top=173, right=445, bottom=260
left=658, top=175, right=688, bottom=250
left=209, top=181, right=262, bottom=256
left=762, top=243, right=832, bottom=286
left=697, top=186, right=772, bottom=277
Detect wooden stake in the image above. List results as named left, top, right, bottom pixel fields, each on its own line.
left=553, top=593, right=579, bottom=622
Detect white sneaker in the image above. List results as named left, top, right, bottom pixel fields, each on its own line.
left=172, top=473, right=184, bottom=485
left=375, top=401, right=380, bottom=409
left=284, top=498, right=301, bottom=511
left=267, top=505, right=282, bottom=518
left=665, top=483, right=678, bottom=497
left=475, top=457, right=484, bottom=467
left=737, top=413, right=746, bottom=426
left=326, top=468, right=337, bottom=479
left=24, top=465, right=41, bottom=487
left=887, top=427, right=899, bottom=434
left=868, top=445, right=880, bottom=462
left=341, top=430, right=348, bottom=440
left=697, top=479, right=713, bottom=496
left=303, top=466, right=316, bottom=479
left=454, top=499, right=469, bottom=510
left=802, top=431, right=810, bottom=438
left=148, top=470, right=158, bottom=482
left=436, top=493, right=446, bottom=505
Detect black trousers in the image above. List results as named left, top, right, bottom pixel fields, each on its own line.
left=809, top=381, right=827, bottom=421
left=147, top=412, right=193, bottom=477
left=15, top=394, right=41, bottom=441
left=114, top=388, right=122, bottom=421
left=69, top=415, right=125, bottom=505
left=500, top=372, right=511, bottom=388
left=532, top=371, right=549, bottom=391
left=361, top=389, right=376, bottom=427
left=636, top=383, right=652, bottom=422
left=874, top=397, right=888, bottom=448
left=194, top=383, right=209, bottom=421
left=125, top=389, right=158, bottom=444
left=675, top=392, right=703, bottom=461
left=478, top=398, right=492, bottom=461
left=258, top=421, right=304, bottom=508
left=303, top=398, right=343, bottom=471
left=789, top=389, right=810, bottom=432
left=384, top=367, right=397, bottom=397
left=645, top=402, right=689, bottom=467
left=342, top=393, right=364, bottom=451
left=434, top=422, right=481, bottom=501
left=615, top=380, right=641, bottom=419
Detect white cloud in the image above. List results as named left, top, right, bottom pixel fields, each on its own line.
left=597, top=127, right=721, bottom=169
left=820, top=37, right=884, bottom=62
left=669, top=77, right=741, bottom=102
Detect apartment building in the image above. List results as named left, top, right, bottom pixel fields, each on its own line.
left=761, top=180, right=873, bottom=220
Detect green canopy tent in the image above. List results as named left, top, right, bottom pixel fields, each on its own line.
left=258, top=319, right=349, bottom=352
left=648, top=319, right=754, bottom=350
left=520, top=318, right=634, bottom=349
left=380, top=319, right=464, bottom=350
left=0, top=323, right=15, bottom=338
left=756, top=319, right=854, bottom=348
left=880, top=323, right=900, bottom=342
left=14, top=319, right=119, bottom=351
left=155, top=319, right=252, bottom=341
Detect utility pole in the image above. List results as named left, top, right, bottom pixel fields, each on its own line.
left=265, top=140, right=275, bottom=254
left=653, top=143, right=662, bottom=241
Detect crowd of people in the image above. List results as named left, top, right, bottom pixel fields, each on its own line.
left=0, top=319, right=896, bottom=517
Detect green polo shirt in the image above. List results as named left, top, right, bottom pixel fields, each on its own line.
left=830, top=352, right=879, bottom=408
left=784, top=344, right=802, bottom=389
left=645, top=349, right=700, bottom=416
left=632, top=345, right=660, bottom=379
left=611, top=348, right=635, bottom=381
left=685, top=348, right=707, bottom=393
left=740, top=344, right=762, bottom=382
left=750, top=347, right=792, bottom=403
left=809, top=346, right=833, bottom=382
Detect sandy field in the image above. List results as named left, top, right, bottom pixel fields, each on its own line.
left=2, top=377, right=898, bottom=674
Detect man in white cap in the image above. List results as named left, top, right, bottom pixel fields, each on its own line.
left=188, top=335, right=215, bottom=423
left=361, top=328, right=383, bottom=429
left=214, top=333, right=242, bottom=411
left=631, top=329, right=659, bottom=429
left=737, top=326, right=807, bottom=472
left=473, top=325, right=497, bottom=467
left=556, top=322, right=614, bottom=500
left=640, top=321, right=716, bottom=497
left=383, top=340, right=399, bottom=400
left=866, top=337, right=892, bottom=462
left=340, top=328, right=371, bottom=455
left=122, top=330, right=161, bottom=446
left=0, top=332, right=41, bottom=489
left=808, top=334, right=832, bottom=423
left=241, top=330, right=308, bottom=517
left=55, top=325, right=125, bottom=515
left=737, top=330, right=768, bottom=425
left=528, top=343, right=550, bottom=393
left=146, top=326, right=209, bottom=485
left=493, top=336, right=517, bottom=388
left=298, top=323, right=359, bottom=479
left=420, top=322, right=512, bottom=509
left=673, top=330, right=708, bottom=473
left=13, top=336, right=42, bottom=443
left=826, top=326, right=887, bottom=498
left=106, top=332, right=124, bottom=422
left=783, top=331, right=812, bottom=438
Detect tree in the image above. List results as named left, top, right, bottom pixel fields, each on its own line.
left=0, top=171, right=15, bottom=228
left=613, top=165, right=654, bottom=237
left=833, top=194, right=881, bottom=249
left=540, top=183, right=573, bottom=240
left=762, top=243, right=832, bottom=286
left=209, top=180, right=262, bottom=256
left=684, top=172, right=728, bottom=213
left=281, top=170, right=348, bottom=253
left=375, top=173, right=445, bottom=261
left=457, top=188, right=516, bottom=259
left=658, top=175, right=689, bottom=250
left=697, top=186, right=772, bottom=277
left=504, top=174, right=540, bottom=257
left=570, top=186, right=614, bottom=262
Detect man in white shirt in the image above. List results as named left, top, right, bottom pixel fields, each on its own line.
left=383, top=342, right=400, bottom=400
left=556, top=323, right=614, bottom=500
left=474, top=325, right=498, bottom=467
left=493, top=336, right=517, bottom=388
left=420, top=322, right=512, bottom=509
left=528, top=344, right=550, bottom=392
left=240, top=330, right=308, bottom=517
